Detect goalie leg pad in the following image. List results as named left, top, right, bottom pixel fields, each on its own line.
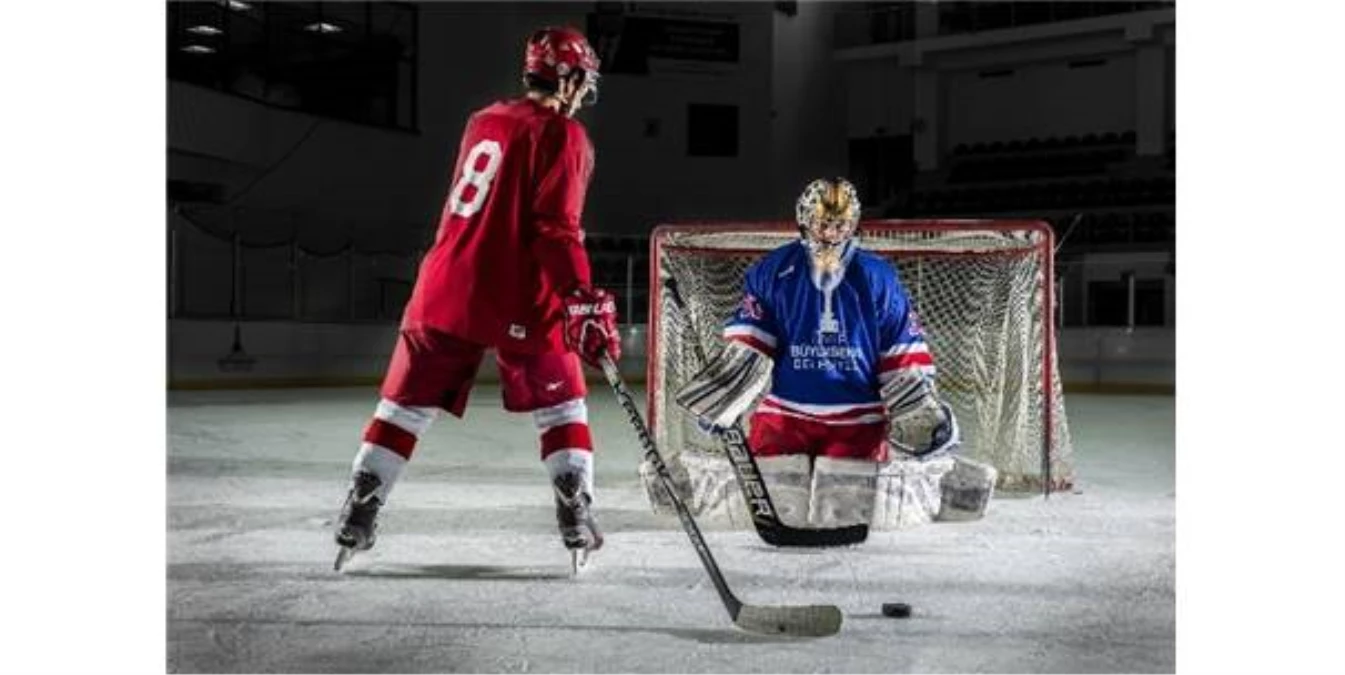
left=810, top=457, right=878, bottom=528
left=639, top=458, right=681, bottom=515
left=756, top=454, right=812, bottom=529
left=873, top=454, right=956, bottom=530
left=679, top=446, right=744, bottom=522
left=936, top=456, right=998, bottom=522
left=639, top=447, right=749, bottom=524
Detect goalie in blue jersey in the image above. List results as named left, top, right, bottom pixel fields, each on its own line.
left=675, top=178, right=985, bottom=529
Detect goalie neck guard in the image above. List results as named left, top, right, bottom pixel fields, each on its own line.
left=795, top=178, right=861, bottom=272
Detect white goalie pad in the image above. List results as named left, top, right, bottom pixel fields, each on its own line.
left=674, top=341, right=773, bottom=430
left=873, top=454, right=956, bottom=530
left=810, top=457, right=878, bottom=528
left=936, top=456, right=998, bottom=522
left=639, top=448, right=995, bottom=530
left=756, top=454, right=812, bottom=529
left=640, top=447, right=747, bottom=524
left=641, top=450, right=812, bottom=529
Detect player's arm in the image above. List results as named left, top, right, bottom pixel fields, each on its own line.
left=876, top=273, right=959, bottom=459
left=674, top=266, right=777, bottom=429
left=532, top=118, right=594, bottom=293
left=532, top=119, right=619, bottom=367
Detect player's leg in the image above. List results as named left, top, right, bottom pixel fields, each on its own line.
left=497, top=349, right=602, bottom=554
left=810, top=423, right=887, bottom=528
left=336, top=326, right=486, bottom=552
left=747, top=411, right=817, bottom=528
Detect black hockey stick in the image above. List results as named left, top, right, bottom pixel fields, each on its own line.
left=664, top=277, right=869, bottom=548
left=598, top=354, right=843, bottom=637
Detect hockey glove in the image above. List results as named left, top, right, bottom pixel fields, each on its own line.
left=563, top=286, right=620, bottom=368
left=674, top=340, right=774, bottom=430
left=881, top=372, right=960, bottom=461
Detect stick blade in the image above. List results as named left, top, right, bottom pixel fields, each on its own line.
left=756, top=522, right=869, bottom=548
left=733, top=603, right=843, bottom=638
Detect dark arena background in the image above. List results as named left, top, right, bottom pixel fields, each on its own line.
left=160, top=4, right=1180, bottom=672
left=0, top=0, right=1275, bottom=673
left=166, top=2, right=1179, bottom=672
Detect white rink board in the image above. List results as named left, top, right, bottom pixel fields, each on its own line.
left=168, top=386, right=1174, bottom=673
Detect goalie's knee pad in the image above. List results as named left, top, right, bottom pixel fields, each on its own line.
left=810, top=457, right=878, bottom=528
left=757, top=454, right=812, bottom=529
left=873, top=454, right=956, bottom=530
left=936, top=456, right=998, bottom=522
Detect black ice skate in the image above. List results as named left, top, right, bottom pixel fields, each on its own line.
left=334, top=471, right=384, bottom=571
left=553, top=473, right=603, bottom=575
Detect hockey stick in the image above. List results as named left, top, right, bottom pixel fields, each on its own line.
left=599, top=354, right=843, bottom=637
left=664, top=277, right=870, bottom=548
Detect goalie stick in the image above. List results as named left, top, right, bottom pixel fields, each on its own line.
left=599, top=354, right=843, bottom=637
left=664, top=276, right=869, bottom=548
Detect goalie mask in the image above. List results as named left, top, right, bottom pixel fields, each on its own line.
left=796, top=178, right=861, bottom=273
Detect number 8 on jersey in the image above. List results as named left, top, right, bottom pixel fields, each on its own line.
left=447, top=140, right=504, bottom=218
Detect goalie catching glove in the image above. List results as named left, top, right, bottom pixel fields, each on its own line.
left=881, top=370, right=959, bottom=460
left=563, top=286, right=620, bottom=368
left=674, top=340, right=773, bottom=430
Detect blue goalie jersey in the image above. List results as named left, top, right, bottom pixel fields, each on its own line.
left=723, top=239, right=935, bottom=425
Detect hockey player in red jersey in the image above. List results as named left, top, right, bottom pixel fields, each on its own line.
left=334, top=27, right=620, bottom=573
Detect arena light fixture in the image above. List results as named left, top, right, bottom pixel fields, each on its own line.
left=225, top=0, right=252, bottom=11
left=186, top=25, right=223, bottom=36
left=181, top=44, right=216, bottom=54
left=304, top=22, right=344, bottom=35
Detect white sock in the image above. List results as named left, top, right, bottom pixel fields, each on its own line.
left=544, top=449, right=595, bottom=498
left=351, top=444, right=407, bottom=503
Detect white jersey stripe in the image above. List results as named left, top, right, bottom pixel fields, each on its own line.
left=723, top=324, right=778, bottom=349
left=877, top=364, right=937, bottom=384
left=755, top=406, right=887, bottom=426
left=881, top=341, right=930, bottom=358
left=760, top=395, right=883, bottom=418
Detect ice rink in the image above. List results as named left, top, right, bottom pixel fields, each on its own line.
left=167, top=385, right=1174, bottom=673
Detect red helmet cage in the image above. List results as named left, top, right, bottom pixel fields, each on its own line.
left=524, top=27, right=601, bottom=103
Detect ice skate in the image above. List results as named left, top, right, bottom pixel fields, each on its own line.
left=334, top=471, right=384, bottom=571
left=553, top=473, right=603, bottom=575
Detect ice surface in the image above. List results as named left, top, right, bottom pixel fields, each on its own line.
left=168, top=386, right=1174, bottom=673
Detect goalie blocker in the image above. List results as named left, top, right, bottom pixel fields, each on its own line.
left=673, top=340, right=772, bottom=432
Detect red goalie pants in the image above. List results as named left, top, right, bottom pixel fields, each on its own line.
left=380, top=323, right=587, bottom=417
left=747, top=411, right=889, bottom=462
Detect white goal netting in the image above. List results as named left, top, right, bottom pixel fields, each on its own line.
left=647, top=220, right=1073, bottom=497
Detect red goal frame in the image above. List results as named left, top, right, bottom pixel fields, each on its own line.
left=646, top=219, right=1060, bottom=493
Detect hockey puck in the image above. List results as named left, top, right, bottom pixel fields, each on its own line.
left=881, top=602, right=912, bottom=618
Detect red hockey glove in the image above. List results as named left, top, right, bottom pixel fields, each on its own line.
left=563, top=286, right=621, bottom=368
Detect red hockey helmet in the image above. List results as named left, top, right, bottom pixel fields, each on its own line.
left=523, top=26, right=601, bottom=104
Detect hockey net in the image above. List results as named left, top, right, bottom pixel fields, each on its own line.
left=647, top=220, right=1073, bottom=496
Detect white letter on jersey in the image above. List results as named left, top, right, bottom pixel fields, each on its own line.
left=447, top=140, right=503, bottom=218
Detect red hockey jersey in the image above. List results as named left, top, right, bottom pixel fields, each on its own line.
left=403, top=98, right=595, bottom=354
